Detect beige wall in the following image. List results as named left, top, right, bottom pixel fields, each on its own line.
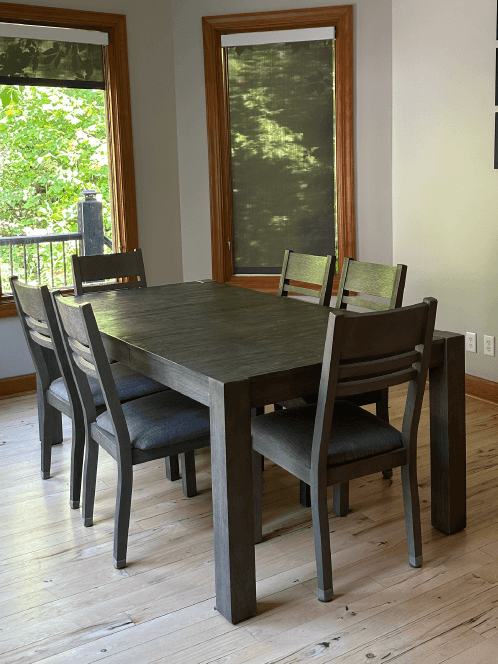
left=171, top=0, right=393, bottom=281
left=393, top=0, right=498, bottom=381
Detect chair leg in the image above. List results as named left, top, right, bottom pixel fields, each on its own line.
left=165, top=455, right=180, bottom=482
left=252, top=451, right=263, bottom=544
left=69, top=410, right=85, bottom=509
left=181, top=451, right=197, bottom=498
left=310, top=480, right=333, bottom=601
left=38, top=395, right=63, bottom=480
left=300, top=480, right=311, bottom=507
left=114, top=461, right=133, bottom=569
left=82, top=436, right=99, bottom=527
left=333, top=482, right=349, bottom=517
left=377, top=390, right=393, bottom=480
left=401, top=463, right=422, bottom=568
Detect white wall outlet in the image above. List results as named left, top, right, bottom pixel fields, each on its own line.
left=484, top=335, right=495, bottom=357
left=466, top=332, right=477, bottom=353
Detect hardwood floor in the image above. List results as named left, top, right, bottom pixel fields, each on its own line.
left=1, top=386, right=497, bottom=663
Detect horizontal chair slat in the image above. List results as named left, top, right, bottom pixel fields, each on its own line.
left=79, top=280, right=142, bottom=293
left=342, top=296, right=390, bottom=311
left=73, top=352, right=99, bottom=380
left=68, top=336, right=94, bottom=366
left=336, top=367, right=417, bottom=397
left=338, top=350, right=421, bottom=379
left=283, top=284, right=324, bottom=298
left=29, top=328, right=54, bottom=350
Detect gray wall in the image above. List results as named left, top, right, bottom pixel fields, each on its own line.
left=392, top=0, right=498, bottom=381
left=171, top=0, right=393, bottom=281
left=0, top=0, right=182, bottom=378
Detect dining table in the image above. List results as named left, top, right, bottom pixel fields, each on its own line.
left=72, top=280, right=466, bottom=624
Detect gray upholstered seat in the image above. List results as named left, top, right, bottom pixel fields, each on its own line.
left=95, top=390, right=211, bottom=451
left=48, top=362, right=165, bottom=408
left=251, top=401, right=403, bottom=470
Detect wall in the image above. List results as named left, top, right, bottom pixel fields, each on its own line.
left=392, top=0, right=498, bottom=381
left=0, top=0, right=183, bottom=379
left=171, top=0, right=393, bottom=281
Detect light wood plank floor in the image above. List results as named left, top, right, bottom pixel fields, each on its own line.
left=1, top=386, right=497, bottom=663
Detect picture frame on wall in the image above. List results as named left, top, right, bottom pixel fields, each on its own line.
left=494, top=113, right=498, bottom=169
left=496, top=49, right=498, bottom=106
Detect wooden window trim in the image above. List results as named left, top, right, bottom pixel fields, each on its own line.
left=0, top=2, right=138, bottom=318
left=202, top=5, right=355, bottom=295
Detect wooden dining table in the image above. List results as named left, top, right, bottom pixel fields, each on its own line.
left=72, top=280, right=466, bottom=624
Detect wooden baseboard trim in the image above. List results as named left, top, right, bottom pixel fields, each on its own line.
left=0, top=373, right=37, bottom=400
left=465, top=374, right=498, bottom=405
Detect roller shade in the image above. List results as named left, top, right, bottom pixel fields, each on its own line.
left=0, top=23, right=108, bottom=89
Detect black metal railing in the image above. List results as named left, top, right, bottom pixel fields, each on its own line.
left=0, top=191, right=112, bottom=294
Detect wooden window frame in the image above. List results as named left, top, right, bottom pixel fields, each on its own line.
left=202, top=5, right=355, bottom=295
left=0, top=2, right=138, bottom=317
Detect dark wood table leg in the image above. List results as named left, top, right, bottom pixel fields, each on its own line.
left=209, top=378, right=256, bottom=624
left=429, top=332, right=466, bottom=534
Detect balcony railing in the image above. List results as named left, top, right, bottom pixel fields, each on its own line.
left=0, top=191, right=112, bottom=295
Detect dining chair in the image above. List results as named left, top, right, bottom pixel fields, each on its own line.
left=253, top=250, right=335, bottom=468
left=277, top=249, right=335, bottom=306
left=271, top=249, right=335, bottom=414
left=71, top=248, right=147, bottom=295
left=332, top=258, right=408, bottom=510
left=252, top=298, right=437, bottom=602
left=71, top=249, right=186, bottom=490
left=54, top=293, right=211, bottom=569
left=10, top=276, right=167, bottom=509
left=278, top=257, right=408, bottom=509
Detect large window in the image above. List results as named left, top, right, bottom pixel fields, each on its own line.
left=0, top=4, right=137, bottom=317
left=202, top=6, right=355, bottom=293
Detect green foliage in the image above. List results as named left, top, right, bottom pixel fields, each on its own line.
left=0, top=85, right=109, bottom=238
left=0, top=85, right=110, bottom=292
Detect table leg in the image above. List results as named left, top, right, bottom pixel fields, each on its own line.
left=429, top=332, right=466, bottom=534
left=209, top=378, right=256, bottom=624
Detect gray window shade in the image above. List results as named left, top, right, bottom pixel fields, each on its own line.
left=227, top=39, right=336, bottom=275
left=0, top=36, right=105, bottom=89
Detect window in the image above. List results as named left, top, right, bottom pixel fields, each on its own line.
left=0, top=4, right=137, bottom=317
left=202, top=6, right=355, bottom=294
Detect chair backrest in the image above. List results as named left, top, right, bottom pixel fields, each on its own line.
left=277, top=250, right=335, bottom=307
left=71, top=248, right=147, bottom=296
left=53, top=292, right=130, bottom=453
left=10, top=277, right=79, bottom=405
left=311, top=298, right=437, bottom=470
left=336, top=257, right=407, bottom=312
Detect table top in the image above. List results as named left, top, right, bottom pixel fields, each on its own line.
left=74, top=281, right=331, bottom=385
left=73, top=281, right=455, bottom=403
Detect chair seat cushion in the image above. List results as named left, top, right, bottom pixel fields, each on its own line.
left=251, top=400, right=403, bottom=468
left=48, top=362, right=166, bottom=408
left=95, top=390, right=211, bottom=451
left=276, top=395, right=317, bottom=410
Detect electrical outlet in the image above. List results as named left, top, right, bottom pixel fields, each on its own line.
left=484, top=335, right=495, bottom=357
left=466, top=332, right=477, bottom=353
